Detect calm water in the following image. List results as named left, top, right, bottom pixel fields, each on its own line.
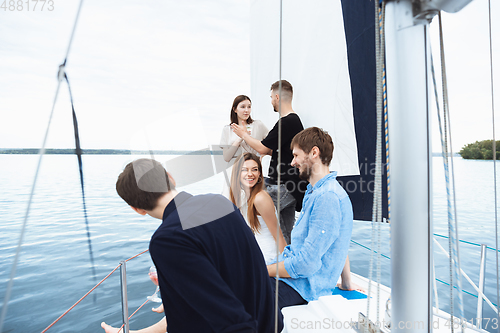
left=0, top=154, right=499, bottom=332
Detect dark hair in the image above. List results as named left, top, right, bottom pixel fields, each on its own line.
left=116, top=159, right=174, bottom=211
left=291, top=127, right=334, bottom=166
left=229, top=153, right=264, bottom=233
left=270, top=80, right=293, bottom=101
left=230, top=95, right=254, bottom=125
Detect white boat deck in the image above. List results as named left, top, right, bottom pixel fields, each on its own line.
left=281, top=273, right=486, bottom=332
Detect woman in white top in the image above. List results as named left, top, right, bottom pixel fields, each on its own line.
left=220, top=95, right=269, bottom=162
left=220, top=95, right=268, bottom=197
left=230, top=153, right=286, bottom=264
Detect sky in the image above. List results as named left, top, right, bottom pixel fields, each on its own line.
left=0, top=0, right=499, bottom=153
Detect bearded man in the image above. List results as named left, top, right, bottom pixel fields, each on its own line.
left=266, top=127, right=354, bottom=310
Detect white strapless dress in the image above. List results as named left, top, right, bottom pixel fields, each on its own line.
left=240, top=202, right=279, bottom=264
left=254, top=215, right=279, bottom=264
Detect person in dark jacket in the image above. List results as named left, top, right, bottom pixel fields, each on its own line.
left=101, top=158, right=281, bottom=333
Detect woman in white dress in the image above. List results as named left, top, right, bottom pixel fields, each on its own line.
left=220, top=95, right=268, bottom=197
left=230, top=153, right=286, bottom=264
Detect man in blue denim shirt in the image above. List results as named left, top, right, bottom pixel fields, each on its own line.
left=267, top=127, right=353, bottom=309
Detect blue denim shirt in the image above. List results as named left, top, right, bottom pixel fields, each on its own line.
left=272, top=172, right=353, bottom=302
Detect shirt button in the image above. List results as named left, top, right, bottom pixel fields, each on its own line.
left=321, top=230, right=325, bottom=234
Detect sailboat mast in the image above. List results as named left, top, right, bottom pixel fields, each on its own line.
left=385, top=1, right=433, bottom=331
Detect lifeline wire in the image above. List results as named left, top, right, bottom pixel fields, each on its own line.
left=0, top=2, right=85, bottom=332
left=487, top=0, right=500, bottom=328
left=40, top=250, right=149, bottom=333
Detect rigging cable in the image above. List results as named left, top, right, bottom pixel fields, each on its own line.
left=376, top=1, right=387, bottom=326
left=437, top=11, right=465, bottom=331
left=366, top=0, right=385, bottom=330
left=487, top=0, right=500, bottom=328
left=430, top=45, right=458, bottom=330
left=0, top=1, right=86, bottom=332
left=273, top=0, right=283, bottom=332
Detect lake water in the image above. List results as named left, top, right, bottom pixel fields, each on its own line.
left=0, top=154, right=499, bottom=332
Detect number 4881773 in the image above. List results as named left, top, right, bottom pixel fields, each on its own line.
left=1, top=0, right=55, bottom=11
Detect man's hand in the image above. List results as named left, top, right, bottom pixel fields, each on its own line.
left=230, top=123, right=249, bottom=139
left=230, top=123, right=272, bottom=155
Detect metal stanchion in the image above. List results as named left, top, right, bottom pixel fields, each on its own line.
left=120, top=260, right=130, bottom=333
left=477, top=244, right=487, bottom=330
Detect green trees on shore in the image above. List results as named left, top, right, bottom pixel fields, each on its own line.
left=459, top=140, right=500, bottom=160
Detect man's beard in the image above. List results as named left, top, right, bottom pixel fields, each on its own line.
left=298, top=158, right=312, bottom=180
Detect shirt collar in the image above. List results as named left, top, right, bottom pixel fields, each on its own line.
left=162, top=191, right=192, bottom=220
left=306, top=171, right=338, bottom=193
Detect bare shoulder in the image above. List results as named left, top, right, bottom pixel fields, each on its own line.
left=253, top=190, right=276, bottom=218
left=254, top=190, right=274, bottom=207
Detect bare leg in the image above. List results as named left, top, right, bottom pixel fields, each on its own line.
left=337, top=255, right=366, bottom=292
left=101, top=317, right=167, bottom=333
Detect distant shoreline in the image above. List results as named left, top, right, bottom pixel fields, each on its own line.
left=0, top=148, right=222, bottom=155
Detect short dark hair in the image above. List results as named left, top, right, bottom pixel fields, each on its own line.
left=230, top=95, right=254, bottom=125
left=116, top=159, right=174, bottom=210
left=270, top=80, right=293, bottom=101
left=291, top=127, right=334, bottom=166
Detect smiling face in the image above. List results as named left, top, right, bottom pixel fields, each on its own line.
left=291, top=146, right=313, bottom=181
left=240, top=159, right=260, bottom=189
left=234, top=99, right=251, bottom=122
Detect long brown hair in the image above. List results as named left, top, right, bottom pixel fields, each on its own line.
left=230, top=95, right=254, bottom=125
left=229, top=153, right=264, bottom=233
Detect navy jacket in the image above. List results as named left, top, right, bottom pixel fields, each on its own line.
left=149, top=192, right=281, bottom=333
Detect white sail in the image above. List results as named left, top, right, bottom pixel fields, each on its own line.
left=249, top=0, right=359, bottom=177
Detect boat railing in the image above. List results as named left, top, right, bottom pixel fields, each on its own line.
left=40, top=235, right=498, bottom=333
left=352, top=234, right=499, bottom=320
left=40, top=250, right=150, bottom=333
